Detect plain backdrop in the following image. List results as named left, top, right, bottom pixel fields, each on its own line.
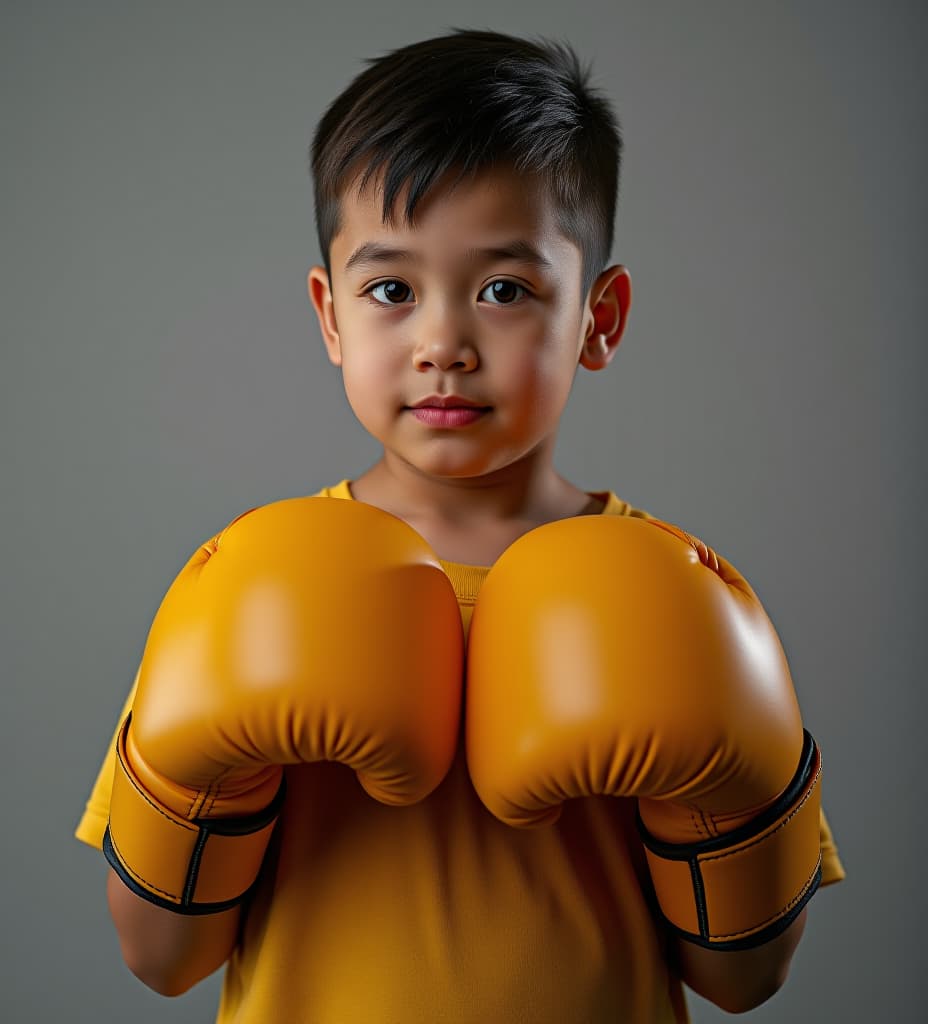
left=3, top=1, right=925, bottom=1021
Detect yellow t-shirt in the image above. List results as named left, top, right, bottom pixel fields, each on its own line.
left=76, top=481, right=845, bottom=1024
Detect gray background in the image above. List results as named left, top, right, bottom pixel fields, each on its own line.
left=3, top=0, right=925, bottom=1020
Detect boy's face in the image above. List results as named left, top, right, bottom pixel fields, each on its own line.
left=308, top=164, right=629, bottom=484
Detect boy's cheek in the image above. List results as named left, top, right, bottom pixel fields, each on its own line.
left=341, top=368, right=403, bottom=422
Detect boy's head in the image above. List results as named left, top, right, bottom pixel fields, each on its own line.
left=310, top=28, right=623, bottom=304
left=306, top=29, right=631, bottom=486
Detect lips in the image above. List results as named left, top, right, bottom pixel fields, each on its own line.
left=410, top=406, right=487, bottom=427
left=408, top=395, right=489, bottom=410
left=405, top=394, right=491, bottom=427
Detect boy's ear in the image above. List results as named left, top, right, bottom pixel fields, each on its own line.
left=579, top=265, right=632, bottom=372
left=307, top=266, right=342, bottom=367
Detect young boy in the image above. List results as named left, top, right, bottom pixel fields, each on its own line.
left=76, top=28, right=844, bottom=1023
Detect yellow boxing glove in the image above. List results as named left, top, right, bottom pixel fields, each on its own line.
left=466, top=515, right=821, bottom=949
left=106, top=497, right=463, bottom=914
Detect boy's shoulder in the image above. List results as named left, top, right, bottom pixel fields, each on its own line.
left=588, top=490, right=657, bottom=522
left=312, top=479, right=354, bottom=501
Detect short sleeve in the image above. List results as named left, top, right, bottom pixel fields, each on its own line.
left=818, top=808, right=846, bottom=886
left=74, top=670, right=140, bottom=850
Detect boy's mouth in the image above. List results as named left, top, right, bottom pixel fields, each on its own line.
left=405, top=396, right=490, bottom=428
left=407, top=394, right=489, bottom=410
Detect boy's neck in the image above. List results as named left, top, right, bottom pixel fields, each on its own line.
left=349, top=456, right=600, bottom=528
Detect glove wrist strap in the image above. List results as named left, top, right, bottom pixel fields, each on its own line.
left=104, top=715, right=285, bottom=915
left=638, top=729, right=823, bottom=950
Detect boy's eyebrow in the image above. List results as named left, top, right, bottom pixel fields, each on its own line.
left=344, top=240, right=554, bottom=273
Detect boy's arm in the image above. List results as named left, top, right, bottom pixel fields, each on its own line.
left=671, top=908, right=807, bottom=1014
left=106, top=868, right=240, bottom=996
left=668, top=808, right=844, bottom=1011
left=78, top=680, right=240, bottom=994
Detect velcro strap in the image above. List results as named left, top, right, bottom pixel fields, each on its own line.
left=104, top=716, right=284, bottom=915
left=639, top=730, right=823, bottom=950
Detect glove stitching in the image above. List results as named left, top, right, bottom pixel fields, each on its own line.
left=199, top=769, right=234, bottom=818
left=696, top=807, right=715, bottom=839
left=685, top=806, right=712, bottom=840
left=698, top=757, right=822, bottom=866
left=200, top=780, right=221, bottom=818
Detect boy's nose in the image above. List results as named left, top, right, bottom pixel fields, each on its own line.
left=411, top=330, right=479, bottom=372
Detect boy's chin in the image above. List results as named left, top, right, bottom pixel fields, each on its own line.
left=394, top=451, right=512, bottom=482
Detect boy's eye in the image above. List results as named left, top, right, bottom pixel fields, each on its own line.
left=367, top=280, right=413, bottom=305
left=481, top=280, right=526, bottom=305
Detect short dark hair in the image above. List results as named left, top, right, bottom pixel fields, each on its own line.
left=310, top=28, right=622, bottom=300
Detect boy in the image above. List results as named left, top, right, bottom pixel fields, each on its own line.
left=76, top=28, right=844, bottom=1023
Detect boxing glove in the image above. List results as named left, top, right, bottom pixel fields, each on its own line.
left=105, top=497, right=463, bottom=914
left=466, top=515, right=821, bottom=949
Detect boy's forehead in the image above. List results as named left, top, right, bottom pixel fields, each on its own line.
left=331, top=164, right=577, bottom=272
